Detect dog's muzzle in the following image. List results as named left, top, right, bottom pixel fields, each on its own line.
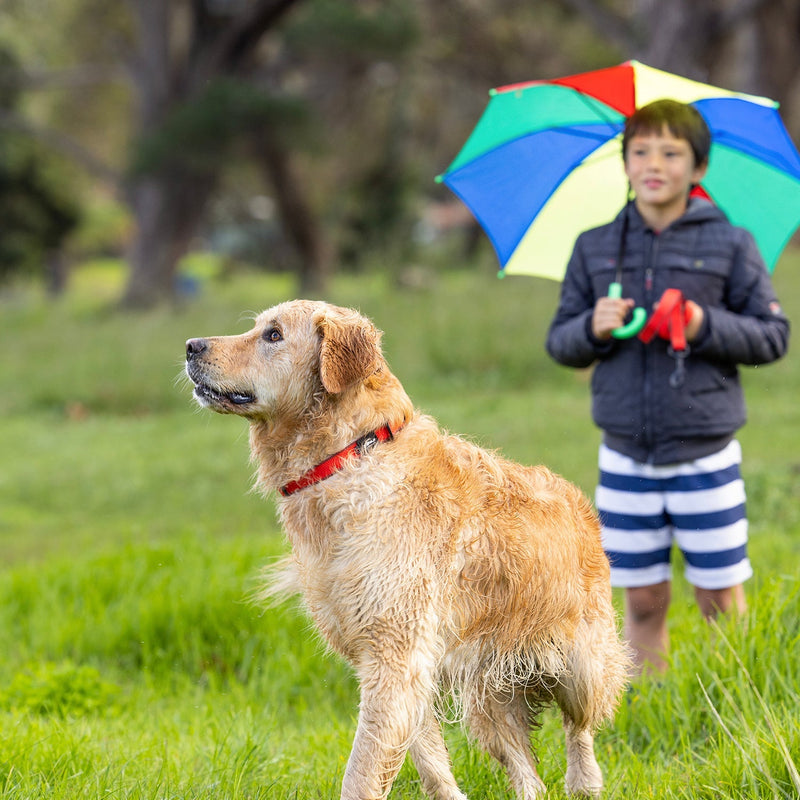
left=185, top=338, right=255, bottom=406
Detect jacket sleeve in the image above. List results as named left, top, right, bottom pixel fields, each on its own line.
left=546, top=234, right=615, bottom=368
left=693, top=230, right=790, bottom=366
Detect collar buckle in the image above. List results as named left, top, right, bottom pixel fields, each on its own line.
left=355, top=431, right=379, bottom=455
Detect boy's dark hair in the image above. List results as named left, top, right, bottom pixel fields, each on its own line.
left=622, top=99, right=711, bottom=167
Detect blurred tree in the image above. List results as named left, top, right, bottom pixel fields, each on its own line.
left=1, top=0, right=797, bottom=306
left=0, top=45, right=80, bottom=292
left=114, top=0, right=422, bottom=304
left=278, top=0, right=420, bottom=270
left=0, top=0, right=424, bottom=304
left=121, top=0, right=305, bottom=307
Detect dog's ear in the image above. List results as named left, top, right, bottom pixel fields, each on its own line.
left=318, top=308, right=383, bottom=394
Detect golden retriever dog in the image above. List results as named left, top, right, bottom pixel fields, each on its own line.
left=185, top=300, right=629, bottom=799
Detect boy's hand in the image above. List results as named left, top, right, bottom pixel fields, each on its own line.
left=592, top=296, right=636, bottom=340
left=685, top=300, right=704, bottom=341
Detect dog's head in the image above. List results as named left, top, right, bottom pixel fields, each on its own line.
left=185, top=300, right=386, bottom=420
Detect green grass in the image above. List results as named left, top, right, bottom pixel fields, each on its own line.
left=1, top=246, right=799, bottom=798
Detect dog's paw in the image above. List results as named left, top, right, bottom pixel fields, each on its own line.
left=565, top=774, right=603, bottom=798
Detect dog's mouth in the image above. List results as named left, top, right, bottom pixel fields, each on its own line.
left=193, top=382, right=256, bottom=407
left=186, top=364, right=256, bottom=410
left=186, top=358, right=256, bottom=414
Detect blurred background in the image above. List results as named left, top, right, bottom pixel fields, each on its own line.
left=1, top=0, right=798, bottom=309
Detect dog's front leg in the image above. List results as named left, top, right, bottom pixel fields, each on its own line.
left=341, top=652, right=441, bottom=800
left=341, top=674, right=426, bottom=799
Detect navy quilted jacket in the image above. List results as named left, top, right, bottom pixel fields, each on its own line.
left=546, top=199, right=790, bottom=464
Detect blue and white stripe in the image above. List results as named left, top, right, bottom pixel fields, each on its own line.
left=597, top=441, right=752, bottom=589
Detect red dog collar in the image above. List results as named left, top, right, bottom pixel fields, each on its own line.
left=279, top=422, right=402, bottom=497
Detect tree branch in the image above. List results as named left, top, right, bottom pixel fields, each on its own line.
left=18, top=64, right=127, bottom=91
left=0, top=109, right=122, bottom=187
left=193, top=0, right=304, bottom=85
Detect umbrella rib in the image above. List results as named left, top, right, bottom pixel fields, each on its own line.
left=567, top=85, right=627, bottom=128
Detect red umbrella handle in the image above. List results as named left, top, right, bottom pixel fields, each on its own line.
left=608, top=282, right=647, bottom=339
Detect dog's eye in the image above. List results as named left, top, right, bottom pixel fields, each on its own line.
left=263, top=327, right=283, bottom=343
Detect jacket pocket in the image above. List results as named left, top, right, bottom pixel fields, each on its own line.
left=663, top=362, right=745, bottom=433
left=660, top=254, right=730, bottom=303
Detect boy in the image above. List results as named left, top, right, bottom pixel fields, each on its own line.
left=546, top=99, right=790, bottom=673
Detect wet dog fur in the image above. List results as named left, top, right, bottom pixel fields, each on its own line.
left=185, top=299, right=630, bottom=799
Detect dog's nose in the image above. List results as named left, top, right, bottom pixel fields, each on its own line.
left=186, top=338, right=208, bottom=360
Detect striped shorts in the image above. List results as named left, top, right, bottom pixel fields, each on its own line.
left=597, top=441, right=752, bottom=590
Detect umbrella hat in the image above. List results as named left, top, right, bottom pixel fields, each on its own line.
left=437, top=60, right=800, bottom=279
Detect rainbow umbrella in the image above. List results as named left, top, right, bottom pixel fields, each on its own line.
left=437, top=60, right=800, bottom=280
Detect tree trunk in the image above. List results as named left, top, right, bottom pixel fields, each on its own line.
left=121, top=171, right=214, bottom=308
left=253, top=129, right=330, bottom=297
left=45, top=250, right=69, bottom=298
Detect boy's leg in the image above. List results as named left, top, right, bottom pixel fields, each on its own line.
left=624, top=581, right=671, bottom=674
left=694, top=583, right=746, bottom=620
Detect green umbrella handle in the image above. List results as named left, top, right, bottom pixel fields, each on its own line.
left=608, top=282, right=647, bottom=339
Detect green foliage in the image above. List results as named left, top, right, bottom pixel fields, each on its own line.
left=0, top=253, right=799, bottom=797
left=0, top=45, right=81, bottom=282
left=131, top=79, right=313, bottom=177
left=0, top=139, right=81, bottom=277
left=286, top=0, right=420, bottom=60
left=0, top=44, right=22, bottom=107
left=69, top=197, right=131, bottom=258
left=0, top=662, right=118, bottom=717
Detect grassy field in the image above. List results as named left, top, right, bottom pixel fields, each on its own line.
left=1, top=248, right=799, bottom=799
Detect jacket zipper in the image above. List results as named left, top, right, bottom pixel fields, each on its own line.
left=642, top=233, right=659, bottom=462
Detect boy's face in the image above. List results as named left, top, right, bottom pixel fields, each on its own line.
left=624, top=126, right=707, bottom=229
